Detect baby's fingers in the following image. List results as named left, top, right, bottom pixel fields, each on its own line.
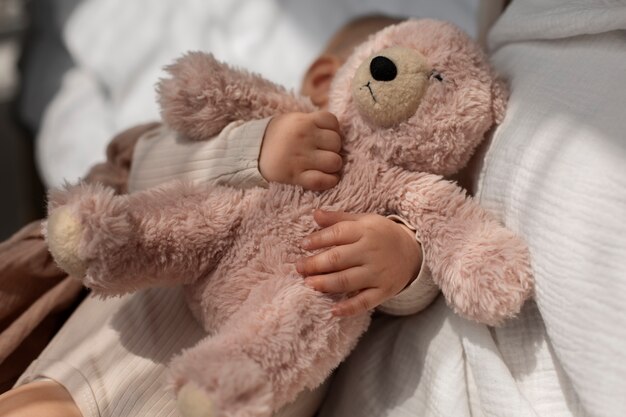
left=296, top=245, right=361, bottom=276
left=315, top=129, right=342, bottom=153
left=312, top=110, right=341, bottom=133
left=298, top=171, right=340, bottom=191
left=310, top=150, right=343, bottom=174
left=302, top=221, right=361, bottom=250
left=304, top=266, right=370, bottom=294
left=332, top=289, right=383, bottom=316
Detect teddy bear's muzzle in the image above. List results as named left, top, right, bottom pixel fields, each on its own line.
left=352, top=46, right=432, bottom=128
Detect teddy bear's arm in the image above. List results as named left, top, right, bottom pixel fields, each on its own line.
left=45, top=180, right=244, bottom=296
left=157, top=52, right=316, bottom=141
left=386, top=171, right=533, bottom=326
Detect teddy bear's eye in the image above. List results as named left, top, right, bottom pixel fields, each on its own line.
left=429, top=70, right=443, bottom=82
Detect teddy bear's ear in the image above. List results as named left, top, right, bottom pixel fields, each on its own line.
left=491, top=76, right=509, bottom=125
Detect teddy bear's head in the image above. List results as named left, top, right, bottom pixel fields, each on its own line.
left=329, top=19, right=507, bottom=176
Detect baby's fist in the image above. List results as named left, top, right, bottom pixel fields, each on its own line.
left=259, top=111, right=343, bottom=191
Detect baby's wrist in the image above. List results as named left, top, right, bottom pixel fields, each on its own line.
left=257, top=116, right=277, bottom=182
left=387, top=216, right=423, bottom=287
left=379, top=216, right=438, bottom=316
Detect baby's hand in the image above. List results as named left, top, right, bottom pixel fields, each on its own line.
left=296, top=210, right=422, bottom=316
left=259, top=111, right=343, bottom=191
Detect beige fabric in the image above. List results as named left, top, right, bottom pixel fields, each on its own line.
left=18, top=287, right=329, bottom=417
left=128, top=119, right=271, bottom=192
left=0, top=122, right=157, bottom=393
left=0, top=223, right=76, bottom=368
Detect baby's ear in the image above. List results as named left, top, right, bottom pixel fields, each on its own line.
left=301, top=54, right=342, bottom=109
left=491, top=76, right=508, bottom=125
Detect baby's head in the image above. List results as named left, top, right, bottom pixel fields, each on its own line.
left=300, top=15, right=404, bottom=109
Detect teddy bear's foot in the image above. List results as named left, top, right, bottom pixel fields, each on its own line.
left=46, top=206, right=87, bottom=277
left=177, top=383, right=216, bottom=417
left=172, top=352, right=274, bottom=417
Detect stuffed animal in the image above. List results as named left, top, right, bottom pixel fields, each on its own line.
left=45, top=19, right=532, bottom=417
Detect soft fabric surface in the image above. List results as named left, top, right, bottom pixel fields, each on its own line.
left=483, top=6, right=626, bottom=414
left=0, top=122, right=156, bottom=392
left=318, top=2, right=626, bottom=417
left=35, top=0, right=480, bottom=188
left=17, top=287, right=328, bottom=417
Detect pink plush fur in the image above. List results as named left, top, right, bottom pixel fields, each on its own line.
left=158, top=52, right=316, bottom=140
left=45, top=19, right=533, bottom=417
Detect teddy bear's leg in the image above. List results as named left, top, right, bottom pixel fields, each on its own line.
left=45, top=180, right=244, bottom=296
left=390, top=172, right=534, bottom=325
left=170, top=274, right=370, bottom=417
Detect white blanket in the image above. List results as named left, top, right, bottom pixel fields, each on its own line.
left=35, top=0, right=480, bottom=188
left=319, top=2, right=626, bottom=417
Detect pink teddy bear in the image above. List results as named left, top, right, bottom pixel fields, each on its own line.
left=45, top=19, right=533, bottom=417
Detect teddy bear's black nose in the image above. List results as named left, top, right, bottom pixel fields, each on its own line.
left=370, top=56, right=397, bottom=81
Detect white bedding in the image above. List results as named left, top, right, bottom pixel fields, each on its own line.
left=36, top=0, right=480, bottom=188
left=319, top=2, right=626, bottom=416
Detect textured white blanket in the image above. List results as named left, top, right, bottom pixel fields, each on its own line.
left=319, top=2, right=626, bottom=417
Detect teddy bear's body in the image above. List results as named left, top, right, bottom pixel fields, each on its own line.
left=185, top=156, right=387, bottom=329
left=182, top=152, right=439, bottom=329
left=45, top=19, right=533, bottom=417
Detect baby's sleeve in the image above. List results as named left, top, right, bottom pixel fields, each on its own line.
left=376, top=215, right=440, bottom=316
left=128, top=118, right=271, bottom=192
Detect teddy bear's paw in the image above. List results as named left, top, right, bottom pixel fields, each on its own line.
left=446, top=225, right=534, bottom=326
left=171, top=353, right=274, bottom=417
left=45, top=206, right=87, bottom=277
left=177, top=383, right=216, bottom=417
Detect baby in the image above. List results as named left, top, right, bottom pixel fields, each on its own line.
left=1, top=14, right=438, bottom=417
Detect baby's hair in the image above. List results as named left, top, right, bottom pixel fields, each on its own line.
left=324, top=14, right=406, bottom=60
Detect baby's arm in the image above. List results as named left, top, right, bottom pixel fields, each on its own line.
left=129, top=111, right=343, bottom=193
left=129, top=120, right=271, bottom=192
